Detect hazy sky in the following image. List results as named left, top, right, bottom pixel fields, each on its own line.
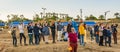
left=0, top=0, right=120, bottom=21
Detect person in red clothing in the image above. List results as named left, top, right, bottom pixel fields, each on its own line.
left=68, top=27, right=78, bottom=52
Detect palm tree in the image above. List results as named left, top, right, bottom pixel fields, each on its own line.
left=11, top=14, right=18, bottom=20
left=33, top=14, right=41, bottom=22
left=77, top=15, right=81, bottom=21
left=7, top=15, right=10, bottom=22
left=40, top=12, right=43, bottom=18
left=98, top=15, right=105, bottom=20
left=35, top=14, right=39, bottom=18
left=50, top=13, right=53, bottom=17
left=77, top=15, right=80, bottom=19
left=46, top=13, right=48, bottom=18
left=11, top=14, right=20, bottom=22
left=85, top=15, right=97, bottom=20
left=114, top=12, right=119, bottom=19
left=52, top=12, right=55, bottom=16
left=66, top=16, right=72, bottom=21
left=20, top=14, right=24, bottom=22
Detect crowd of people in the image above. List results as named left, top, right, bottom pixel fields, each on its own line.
left=10, top=20, right=118, bottom=52
left=88, top=23, right=118, bottom=47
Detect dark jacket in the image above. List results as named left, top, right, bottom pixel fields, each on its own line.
left=94, top=25, right=99, bottom=34
left=107, top=30, right=112, bottom=37
left=27, top=25, right=33, bottom=33
left=57, top=24, right=63, bottom=31
left=103, top=29, right=107, bottom=36
left=33, top=26, right=40, bottom=35
left=50, top=24, right=56, bottom=33
left=42, top=26, right=50, bottom=35
left=11, top=30, right=16, bottom=37
left=111, top=26, right=117, bottom=33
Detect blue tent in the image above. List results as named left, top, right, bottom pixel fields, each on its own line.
left=0, top=22, right=5, bottom=26
left=10, top=21, right=20, bottom=27
left=23, top=21, right=32, bottom=25
left=84, top=21, right=96, bottom=26
left=61, top=21, right=96, bottom=26
left=61, top=22, right=68, bottom=26
left=10, top=21, right=32, bottom=27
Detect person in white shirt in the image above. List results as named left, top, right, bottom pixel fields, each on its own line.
left=18, top=23, right=27, bottom=46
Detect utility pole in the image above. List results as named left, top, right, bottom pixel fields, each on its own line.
left=104, top=11, right=110, bottom=22
left=80, top=9, right=82, bottom=21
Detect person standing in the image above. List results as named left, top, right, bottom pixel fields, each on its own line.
left=11, top=27, right=17, bottom=47
left=106, top=27, right=112, bottom=47
left=94, top=24, right=100, bottom=44
left=67, top=23, right=73, bottom=33
left=57, top=22, right=63, bottom=41
left=71, top=21, right=78, bottom=33
left=27, top=23, right=34, bottom=45
left=83, top=24, right=87, bottom=44
left=68, top=28, right=78, bottom=52
left=66, top=23, right=73, bottom=41
left=50, top=22, right=56, bottom=43
left=33, top=23, right=41, bottom=45
left=63, top=26, right=68, bottom=41
left=111, top=24, right=118, bottom=44
left=99, top=23, right=104, bottom=46
left=103, top=26, right=107, bottom=46
left=39, top=23, right=45, bottom=42
left=18, top=23, right=27, bottom=46
left=42, top=23, right=50, bottom=44
left=78, top=23, right=85, bottom=46
left=89, top=26, right=94, bottom=41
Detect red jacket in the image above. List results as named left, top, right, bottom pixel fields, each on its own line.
left=68, top=32, right=77, bottom=43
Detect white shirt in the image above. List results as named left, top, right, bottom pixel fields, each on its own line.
left=18, top=25, right=24, bottom=33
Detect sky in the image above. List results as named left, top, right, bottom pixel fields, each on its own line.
left=0, top=0, right=120, bottom=21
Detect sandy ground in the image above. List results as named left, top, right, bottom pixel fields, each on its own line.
left=0, top=25, right=120, bottom=52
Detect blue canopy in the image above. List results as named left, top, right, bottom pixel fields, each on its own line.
left=84, top=21, right=96, bottom=26
left=23, top=21, right=32, bottom=25
left=61, top=22, right=68, bottom=26
left=61, top=21, right=96, bottom=26
left=10, top=21, right=32, bottom=27
left=0, top=22, right=5, bottom=26
left=10, top=21, right=20, bottom=27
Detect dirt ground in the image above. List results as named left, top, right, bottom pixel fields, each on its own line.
left=0, top=25, right=120, bottom=52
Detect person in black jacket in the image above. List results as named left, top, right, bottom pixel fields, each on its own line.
left=94, top=24, right=99, bottom=44
left=33, top=23, right=41, bottom=45
left=99, top=23, right=104, bottom=46
left=11, top=27, right=17, bottom=47
left=27, top=23, right=34, bottom=45
left=111, top=24, right=118, bottom=44
left=50, top=22, right=56, bottom=43
left=103, top=26, right=108, bottom=46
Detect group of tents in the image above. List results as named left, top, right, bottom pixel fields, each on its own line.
left=0, top=21, right=96, bottom=28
